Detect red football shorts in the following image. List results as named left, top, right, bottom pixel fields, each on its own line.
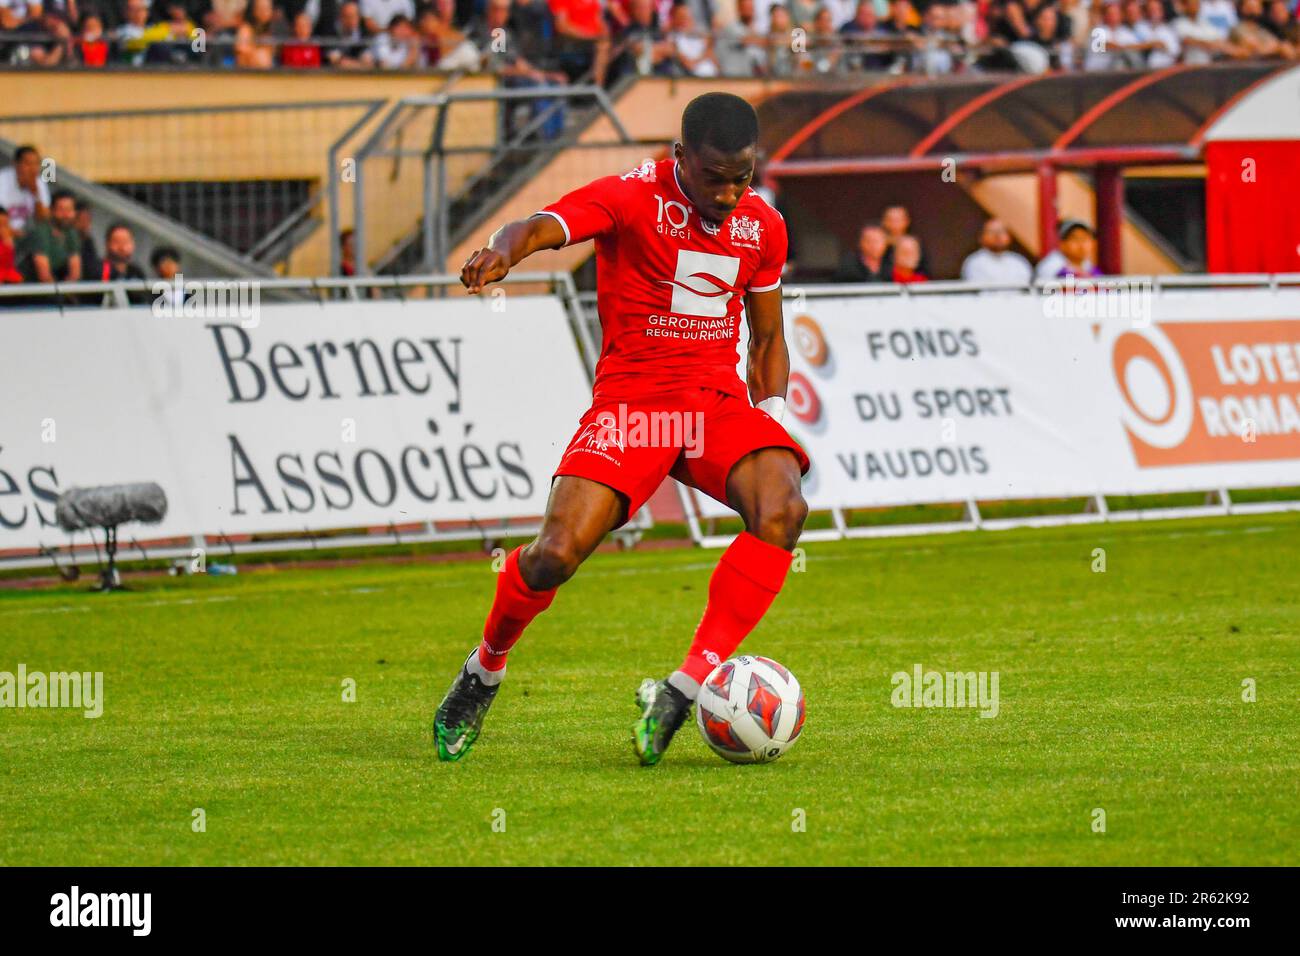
left=554, top=388, right=811, bottom=523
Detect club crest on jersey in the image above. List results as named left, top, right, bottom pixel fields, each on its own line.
left=620, top=159, right=657, bottom=182
left=729, top=215, right=762, bottom=247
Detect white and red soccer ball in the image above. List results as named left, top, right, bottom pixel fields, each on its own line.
left=696, top=655, right=805, bottom=763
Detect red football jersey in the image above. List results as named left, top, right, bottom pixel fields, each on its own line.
left=540, top=157, right=788, bottom=404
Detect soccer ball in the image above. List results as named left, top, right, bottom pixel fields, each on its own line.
left=696, top=655, right=805, bottom=763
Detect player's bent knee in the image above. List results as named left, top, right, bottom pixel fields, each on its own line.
left=751, top=492, right=808, bottom=551
left=524, top=533, right=585, bottom=590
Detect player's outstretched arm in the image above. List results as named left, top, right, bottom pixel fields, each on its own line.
left=744, top=287, right=791, bottom=418
left=460, top=214, right=568, bottom=293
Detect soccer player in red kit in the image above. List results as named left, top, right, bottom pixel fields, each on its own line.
left=434, top=93, right=809, bottom=765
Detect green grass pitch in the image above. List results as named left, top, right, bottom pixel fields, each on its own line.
left=1, top=513, right=1297, bottom=866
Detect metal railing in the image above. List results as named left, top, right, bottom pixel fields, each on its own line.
left=1, top=100, right=387, bottom=272
left=332, top=84, right=646, bottom=281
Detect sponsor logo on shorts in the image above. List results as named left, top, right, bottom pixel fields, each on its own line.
left=577, top=413, right=626, bottom=454
left=570, top=405, right=708, bottom=460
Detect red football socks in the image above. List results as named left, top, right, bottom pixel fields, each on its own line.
left=677, top=532, right=794, bottom=686
left=477, top=546, right=556, bottom=673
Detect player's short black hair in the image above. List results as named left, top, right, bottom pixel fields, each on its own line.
left=681, top=93, right=759, bottom=156
left=50, top=189, right=75, bottom=208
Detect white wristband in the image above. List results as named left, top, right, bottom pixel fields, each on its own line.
left=756, top=395, right=786, bottom=423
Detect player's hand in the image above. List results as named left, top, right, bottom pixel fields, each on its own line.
left=460, top=248, right=510, bottom=294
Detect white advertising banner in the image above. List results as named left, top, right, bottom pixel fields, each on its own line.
left=695, top=286, right=1300, bottom=517
left=0, top=298, right=591, bottom=552
left=5, top=287, right=1299, bottom=548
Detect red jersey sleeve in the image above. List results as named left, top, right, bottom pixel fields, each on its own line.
left=538, top=174, right=629, bottom=247
left=747, top=205, right=788, bottom=293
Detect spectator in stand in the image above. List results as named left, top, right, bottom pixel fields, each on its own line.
left=150, top=244, right=181, bottom=280
left=890, top=234, right=928, bottom=283
left=99, top=221, right=146, bottom=285
left=820, top=0, right=857, bottom=28
left=361, top=0, right=415, bottom=32
left=234, top=21, right=275, bottom=65
left=206, top=0, right=250, bottom=34
left=326, top=1, right=374, bottom=68
left=979, top=0, right=1027, bottom=71
left=808, top=4, right=845, bottom=73
left=18, top=189, right=81, bottom=283
left=785, top=0, right=820, bottom=28
left=511, top=0, right=561, bottom=73
left=75, top=11, right=110, bottom=65
left=1059, top=0, right=1092, bottom=50
left=371, top=12, right=420, bottom=66
left=20, top=6, right=74, bottom=66
left=149, top=245, right=185, bottom=310
left=909, top=2, right=961, bottom=74
left=113, top=0, right=155, bottom=63
left=1131, top=0, right=1181, bottom=67
left=834, top=222, right=891, bottom=282
left=879, top=0, right=920, bottom=71
left=1036, top=219, right=1102, bottom=279
left=1264, top=0, right=1300, bottom=54
left=766, top=3, right=797, bottom=75
left=281, top=10, right=322, bottom=65
left=550, top=0, right=610, bottom=84
left=1199, top=0, right=1238, bottom=32
left=280, top=0, right=339, bottom=30
left=0, top=0, right=35, bottom=33
left=881, top=203, right=931, bottom=277
left=0, top=145, right=49, bottom=235
left=961, top=218, right=1033, bottom=283
left=250, top=0, right=289, bottom=38
left=419, top=0, right=481, bottom=70
left=1005, top=3, right=1074, bottom=73
left=667, top=0, right=719, bottom=75
left=473, top=0, right=569, bottom=138
left=41, top=0, right=81, bottom=27
left=1232, top=0, right=1291, bottom=57
left=716, top=0, right=768, bottom=76
left=841, top=0, right=894, bottom=70
left=1084, top=1, right=1144, bottom=70
left=0, top=209, right=24, bottom=284
left=1172, top=0, right=1232, bottom=63
left=610, top=0, right=672, bottom=78
left=74, top=199, right=99, bottom=278
left=142, top=2, right=201, bottom=65
left=338, top=228, right=356, bottom=276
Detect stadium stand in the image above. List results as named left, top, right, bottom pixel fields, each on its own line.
left=2, top=2, right=1299, bottom=295
left=1, top=0, right=1298, bottom=78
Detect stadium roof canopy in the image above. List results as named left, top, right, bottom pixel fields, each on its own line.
left=759, top=63, right=1288, bottom=177
left=758, top=63, right=1295, bottom=270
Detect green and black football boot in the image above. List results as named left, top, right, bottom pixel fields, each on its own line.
left=632, top=677, right=692, bottom=767
left=434, top=653, right=500, bottom=762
